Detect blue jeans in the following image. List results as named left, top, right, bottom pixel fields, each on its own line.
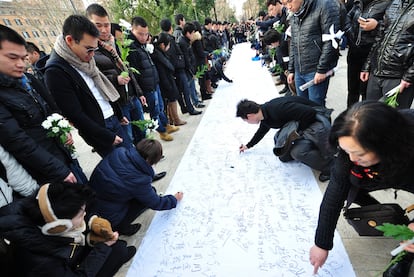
left=188, top=78, right=200, bottom=106
left=98, top=115, right=133, bottom=157
left=295, top=71, right=330, bottom=107
left=121, top=96, right=145, bottom=144
left=144, top=85, right=168, bottom=133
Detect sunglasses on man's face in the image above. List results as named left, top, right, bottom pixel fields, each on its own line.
left=75, top=40, right=99, bottom=53
left=84, top=46, right=99, bottom=53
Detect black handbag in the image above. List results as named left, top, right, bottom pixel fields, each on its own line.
left=343, top=203, right=411, bottom=236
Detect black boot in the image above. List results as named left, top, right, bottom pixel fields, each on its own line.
left=383, top=252, right=414, bottom=277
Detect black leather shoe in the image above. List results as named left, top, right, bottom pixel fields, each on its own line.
left=196, top=103, right=205, bottom=108
left=189, top=110, right=202, bottom=115
left=153, top=171, right=166, bottom=182
left=279, top=86, right=289, bottom=94
left=124, top=246, right=137, bottom=262
left=318, top=173, right=330, bottom=182
left=202, top=95, right=212, bottom=100
left=383, top=253, right=414, bottom=277
left=118, top=223, right=142, bottom=236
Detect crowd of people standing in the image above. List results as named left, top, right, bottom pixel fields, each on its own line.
left=0, top=2, right=238, bottom=274
left=1, top=0, right=414, bottom=275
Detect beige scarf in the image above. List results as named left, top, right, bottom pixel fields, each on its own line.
left=54, top=35, right=120, bottom=102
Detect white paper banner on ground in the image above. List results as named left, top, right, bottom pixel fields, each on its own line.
left=127, top=43, right=355, bottom=277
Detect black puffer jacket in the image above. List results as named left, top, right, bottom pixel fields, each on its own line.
left=178, top=35, right=197, bottom=75
left=363, top=0, right=414, bottom=82
left=151, top=47, right=179, bottom=101
left=127, top=33, right=159, bottom=93
left=94, top=45, right=143, bottom=105
left=346, top=0, right=391, bottom=47
left=202, top=28, right=220, bottom=53
left=0, top=73, right=70, bottom=184
left=164, top=32, right=186, bottom=72
left=288, top=0, right=341, bottom=74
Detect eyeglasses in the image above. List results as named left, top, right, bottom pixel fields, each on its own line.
left=85, top=46, right=99, bottom=53
left=76, top=41, right=99, bottom=53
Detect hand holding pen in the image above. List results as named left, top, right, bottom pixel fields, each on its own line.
left=239, top=144, right=248, bottom=153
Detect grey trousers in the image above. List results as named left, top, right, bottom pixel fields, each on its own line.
left=367, top=75, right=414, bottom=109
left=289, top=139, right=332, bottom=174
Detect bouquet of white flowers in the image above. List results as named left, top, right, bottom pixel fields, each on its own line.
left=42, top=113, right=77, bottom=158
left=130, top=119, right=159, bottom=139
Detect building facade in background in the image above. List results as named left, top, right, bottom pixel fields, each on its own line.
left=0, top=0, right=85, bottom=53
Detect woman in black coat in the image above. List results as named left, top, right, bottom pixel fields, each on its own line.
left=310, top=101, right=414, bottom=276
left=151, top=33, right=186, bottom=126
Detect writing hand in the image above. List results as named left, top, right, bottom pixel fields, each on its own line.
left=174, top=191, right=184, bottom=201
left=239, top=144, right=248, bottom=153
left=309, top=245, right=329, bottom=274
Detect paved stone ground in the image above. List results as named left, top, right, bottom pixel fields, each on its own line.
left=73, top=44, right=414, bottom=277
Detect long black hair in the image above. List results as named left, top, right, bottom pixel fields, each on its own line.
left=330, top=101, right=414, bottom=180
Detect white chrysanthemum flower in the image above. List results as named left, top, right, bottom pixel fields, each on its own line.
left=57, top=119, right=70, bottom=128
left=152, top=119, right=159, bottom=130
left=145, top=43, right=154, bottom=54
left=51, top=127, right=60, bottom=134
left=50, top=113, right=63, bottom=121
left=119, top=19, right=131, bottom=30
left=42, top=120, right=52, bottom=129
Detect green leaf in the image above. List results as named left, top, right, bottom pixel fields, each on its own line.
left=384, top=89, right=399, bottom=108
left=130, top=119, right=153, bottom=131
left=376, top=223, right=414, bottom=241
left=376, top=251, right=406, bottom=277
left=212, top=48, right=223, bottom=55
left=129, top=67, right=140, bottom=75
left=195, top=64, right=208, bottom=79
left=120, top=71, right=129, bottom=78
left=273, top=24, right=284, bottom=34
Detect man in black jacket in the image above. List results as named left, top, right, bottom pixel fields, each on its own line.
left=86, top=4, right=148, bottom=144
left=361, top=0, right=414, bottom=109
left=286, top=0, right=341, bottom=106
left=178, top=22, right=205, bottom=109
left=44, top=15, right=132, bottom=157
left=345, top=0, right=391, bottom=107
left=237, top=96, right=333, bottom=181
left=161, top=18, right=202, bottom=115
left=127, top=16, right=178, bottom=141
left=0, top=25, right=79, bottom=184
